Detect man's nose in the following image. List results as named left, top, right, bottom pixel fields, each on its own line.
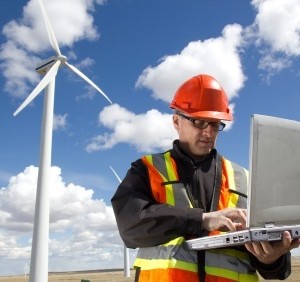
left=201, top=124, right=215, bottom=136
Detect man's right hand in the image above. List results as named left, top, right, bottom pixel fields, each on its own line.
left=202, top=208, right=247, bottom=232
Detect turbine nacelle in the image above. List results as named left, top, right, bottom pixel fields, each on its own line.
left=36, top=55, right=67, bottom=75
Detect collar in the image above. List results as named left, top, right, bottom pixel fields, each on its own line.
left=172, top=139, right=217, bottom=165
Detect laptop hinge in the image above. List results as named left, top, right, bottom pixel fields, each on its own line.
left=264, top=222, right=276, bottom=228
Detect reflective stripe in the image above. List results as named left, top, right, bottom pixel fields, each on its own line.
left=218, top=159, right=248, bottom=211
left=206, top=249, right=256, bottom=273
left=151, top=152, right=178, bottom=182
left=142, top=152, right=192, bottom=207
left=235, top=193, right=247, bottom=209
left=210, top=160, right=240, bottom=236
left=164, top=151, right=178, bottom=181
left=223, top=159, right=239, bottom=208
left=137, top=237, right=197, bottom=263
left=164, top=152, right=177, bottom=205
left=231, top=162, right=248, bottom=209
left=135, top=236, right=198, bottom=273
left=135, top=258, right=198, bottom=272
left=142, top=155, right=167, bottom=203
left=172, top=183, right=193, bottom=208
left=151, top=154, right=169, bottom=181
left=231, top=162, right=248, bottom=196
left=208, top=248, right=251, bottom=260
left=205, top=249, right=258, bottom=282
left=137, top=152, right=259, bottom=282
left=165, top=183, right=175, bottom=205
left=206, top=268, right=258, bottom=282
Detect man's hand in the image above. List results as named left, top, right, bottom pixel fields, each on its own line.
left=202, top=208, right=247, bottom=232
left=245, top=231, right=300, bottom=264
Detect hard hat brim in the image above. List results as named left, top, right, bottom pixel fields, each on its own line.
left=186, top=110, right=233, bottom=121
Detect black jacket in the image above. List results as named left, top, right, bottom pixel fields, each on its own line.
left=111, top=140, right=291, bottom=279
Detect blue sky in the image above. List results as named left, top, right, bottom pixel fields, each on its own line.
left=1, top=0, right=300, bottom=276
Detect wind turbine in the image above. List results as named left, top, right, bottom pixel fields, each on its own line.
left=109, top=166, right=130, bottom=278
left=13, top=0, right=112, bottom=281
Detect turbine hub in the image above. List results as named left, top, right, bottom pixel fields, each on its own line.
left=57, top=55, right=67, bottom=64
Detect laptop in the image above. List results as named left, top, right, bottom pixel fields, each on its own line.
left=185, top=114, right=300, bottom=251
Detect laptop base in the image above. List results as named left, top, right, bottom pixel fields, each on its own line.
left=185, top=225, right=300, bottom=251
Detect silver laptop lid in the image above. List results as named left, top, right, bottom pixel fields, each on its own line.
left=247, top=114, right=300, bottom=228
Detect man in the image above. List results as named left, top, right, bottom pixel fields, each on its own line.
left=111, top=74, right=300, bottom=281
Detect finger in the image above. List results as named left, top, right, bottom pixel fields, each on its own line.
left=239, top=208, right=247, bottom=217
left=245, top=242, right=267, bottom=257
left=223, top=209, right=244, bottom=221
left=251, top=242, right=268, bottom=255
left=245, top=243, right=255, bottom=254
left=222, top=217, right=237, bottom=232
left=291, top=239, right=300, bottom=250
left=282, top=231, right=292, bottom=248
left=234, top=222, right=244, bottom=231
left=258, top=241, right=273, bottom=254
left=233, top=209, right=247, bottom=228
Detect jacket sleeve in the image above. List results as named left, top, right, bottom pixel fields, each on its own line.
left=111, top=159, right=204, bottom=249
left=250, top=251, right=291, bottom=280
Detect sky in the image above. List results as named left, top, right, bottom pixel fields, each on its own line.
left=1, top=0, right=300, bottom=276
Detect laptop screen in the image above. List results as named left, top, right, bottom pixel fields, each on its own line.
left=247, top=114, right=300, bottom=228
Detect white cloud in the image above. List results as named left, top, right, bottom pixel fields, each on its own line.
left=248, top=0, right=300, bottom=75
left=87, top=25, right=245, bottom=152
left=53, top=113, right=68, bottom=131
left=135, top=24, right=246, bottom=104
left=85, top=104, right=177, bottom=153
left=251, top=0, right=300, bottom=55
left=258, top=53, right=292, bottom=81
left=0, top=0, right=106, bottom=98
left=0, top=165, right=127, bottom=275
left=0, top=41, right=40, bottom=98
left=2, top=0, right=99, bottom=53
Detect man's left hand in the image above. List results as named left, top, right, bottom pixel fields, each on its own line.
left=245, top=231, right=300, bottom=264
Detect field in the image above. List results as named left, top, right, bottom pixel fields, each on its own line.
left=1, top=258, right=300, bottom=282
left=0, top=269, right=135, bottom=282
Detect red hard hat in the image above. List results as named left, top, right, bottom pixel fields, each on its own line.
left=170, top=74, right=232, bottom=121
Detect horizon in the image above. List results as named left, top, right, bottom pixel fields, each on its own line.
left=1, top=0, right=300, bottom=276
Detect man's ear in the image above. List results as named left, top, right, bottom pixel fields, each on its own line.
left=173, top=114, right=180, bottom=130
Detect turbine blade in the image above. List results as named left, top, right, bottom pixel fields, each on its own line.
left=65, top=62, right=112, bottom=104
left=38, top=0, right=61, bottom=56
left=109, top=166, right=122, bottom=183
left=14, top=61, right=61, bottom=116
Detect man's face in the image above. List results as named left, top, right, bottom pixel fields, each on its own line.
left=173, top=113, right=220, bottom=159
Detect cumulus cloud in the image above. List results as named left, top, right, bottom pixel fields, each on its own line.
left=86, top=104, right=177, bottom=153
left=135, top=24, right=246, bottom=104
left=53, top=113, right=68, bottom=131
left=0, top=0, right=106, bottom=99
left=0, top=165, right=129, bottom=275
left=3, top=0, right=99, bottom=53
left=0, top=166, right=116, bottom=231
left=251, top=0, right=300, bottom=55
left=0, top=41, right=40, bottom=98
left=247, top=0, right=300, bottom=75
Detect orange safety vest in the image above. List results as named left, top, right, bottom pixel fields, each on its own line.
left=134, top=151, right=259, bottom=282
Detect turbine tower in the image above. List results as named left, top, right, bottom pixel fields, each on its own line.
left=13, top=1, right=112, bottom=281
left=109, top=166, right=130, bottom=278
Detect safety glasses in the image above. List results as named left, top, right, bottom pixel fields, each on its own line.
left=176, top=113, right=226, bottom=131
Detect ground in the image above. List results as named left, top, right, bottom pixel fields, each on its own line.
left=1, top=258, right=300, bottom=282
